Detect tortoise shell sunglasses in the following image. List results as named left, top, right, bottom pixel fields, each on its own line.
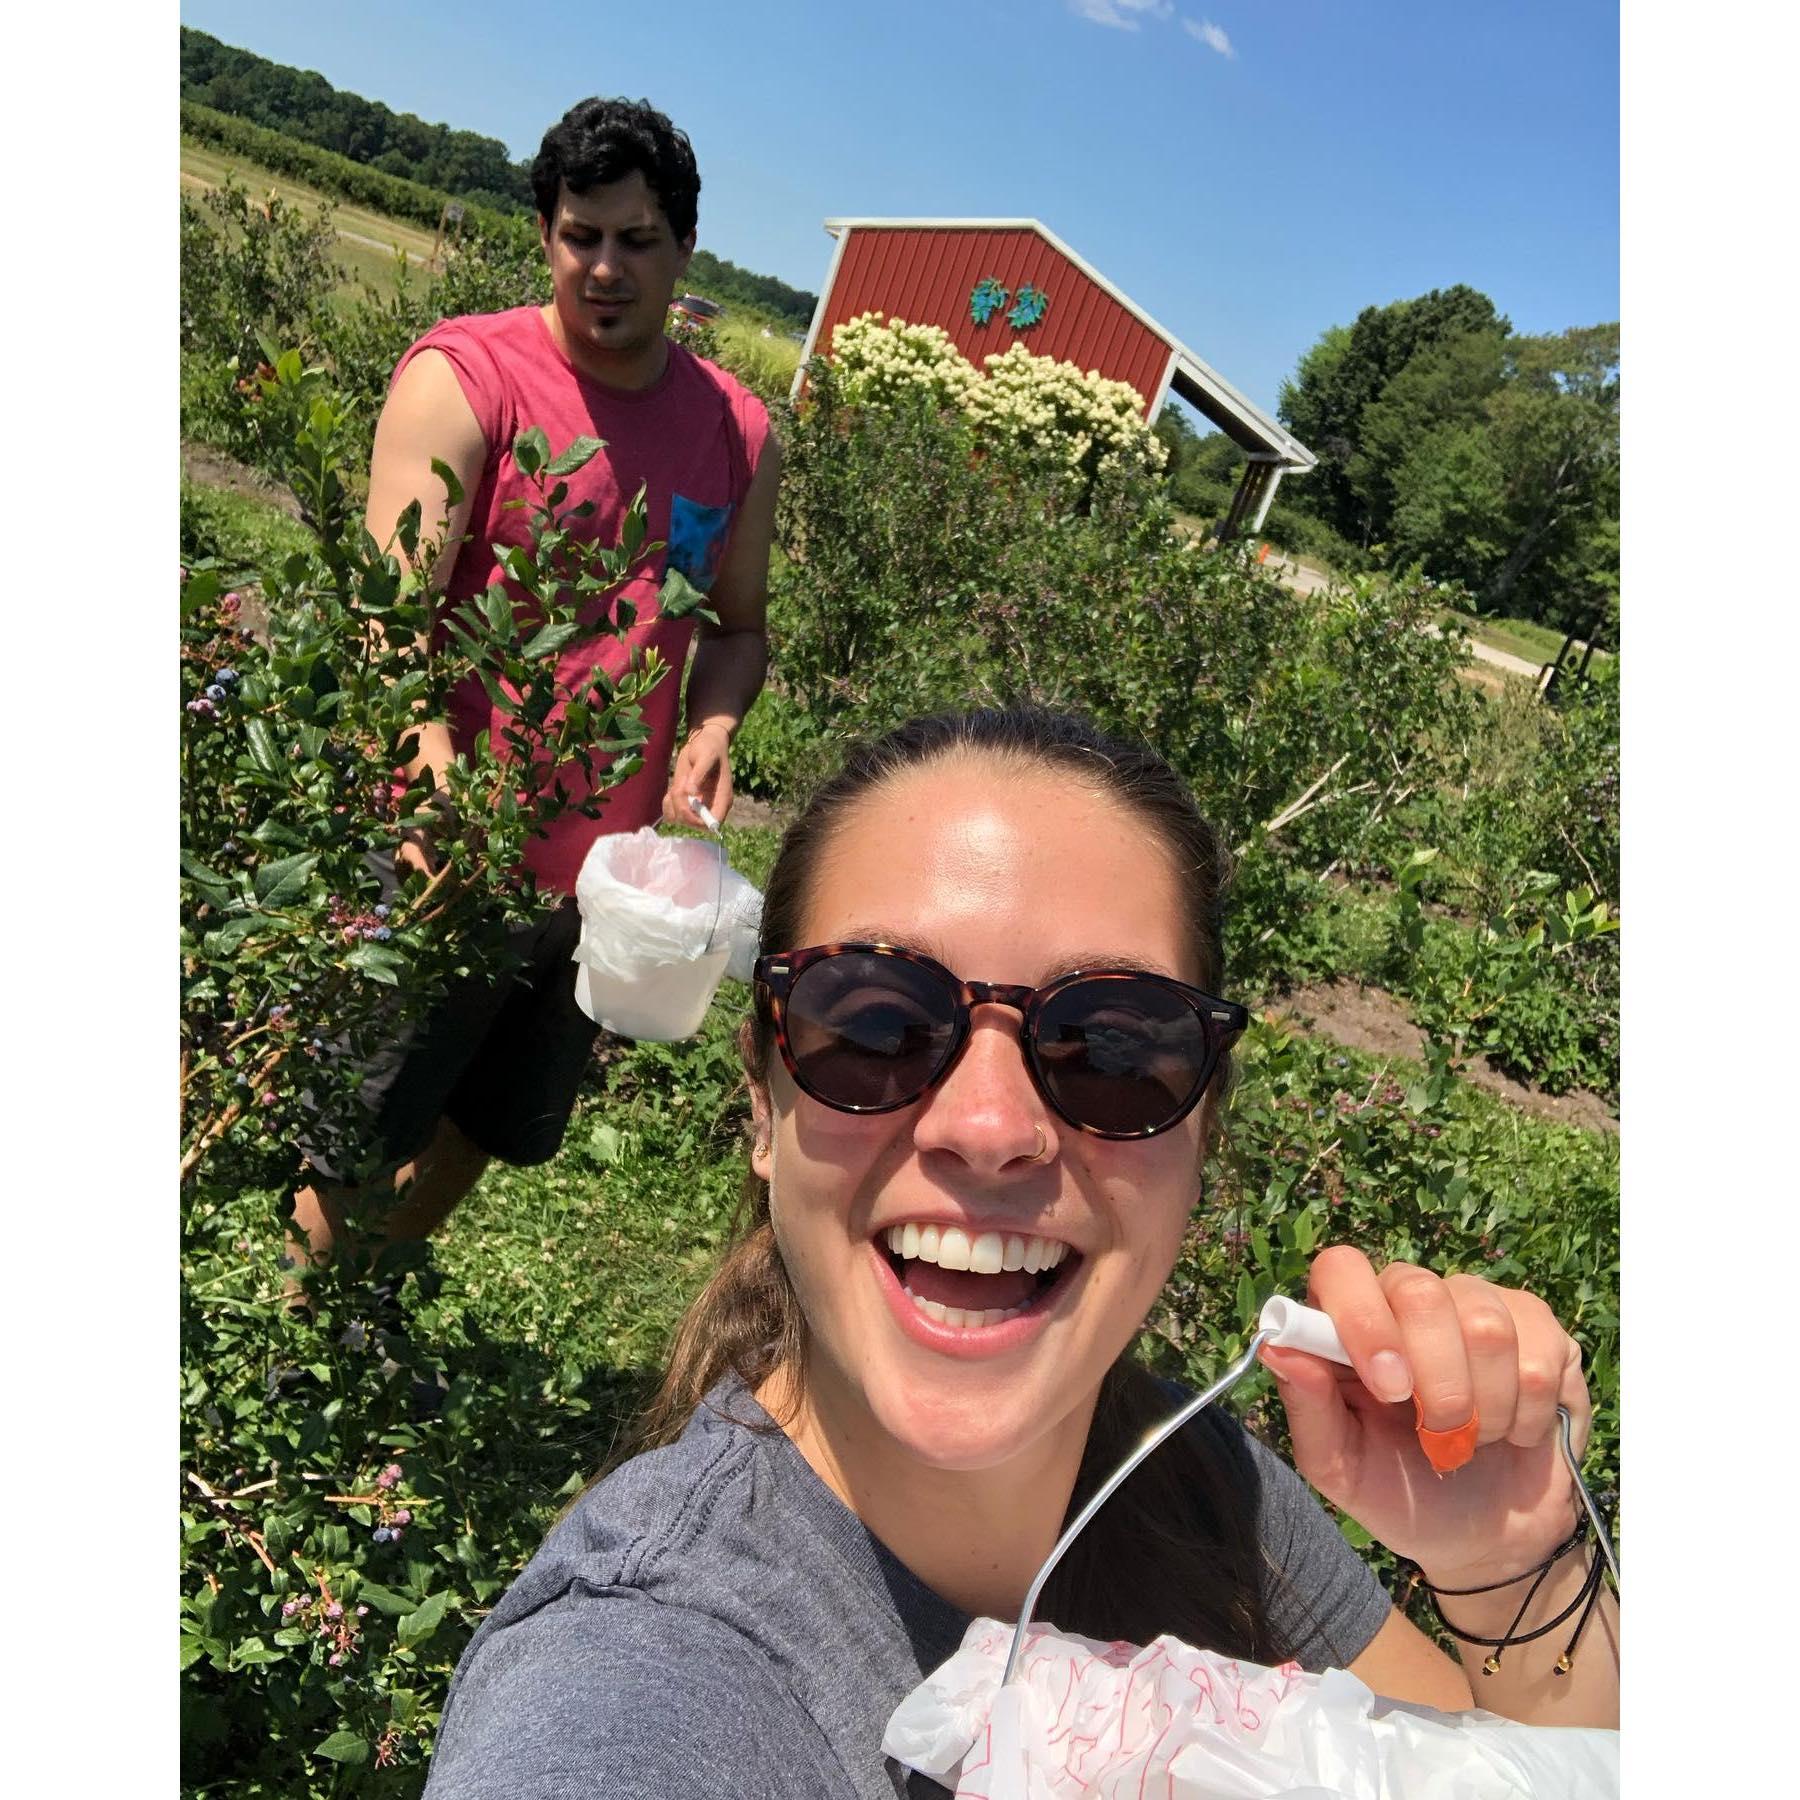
left=753, top=942, right=1248, bottom=1141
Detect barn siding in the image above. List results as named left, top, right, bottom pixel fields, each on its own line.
left=812, top=227, right=1171, bottom=416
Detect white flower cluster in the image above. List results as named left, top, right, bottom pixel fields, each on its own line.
left=827, top=315, right=1165, bottom=480
left=830, top=312, right=983, bottom=410
left=967, top=343, right=1167, bottom=478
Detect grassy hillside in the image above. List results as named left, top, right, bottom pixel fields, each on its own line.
left=182, top=138, right=433, bottom=299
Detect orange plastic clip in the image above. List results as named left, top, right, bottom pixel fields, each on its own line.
left=1413, top=1396, right=1479, bottom=1475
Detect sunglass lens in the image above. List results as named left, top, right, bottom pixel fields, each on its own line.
left=784, top=952, right=959, bottom=1110
left=1034, top=978, right=1211, bottom=1135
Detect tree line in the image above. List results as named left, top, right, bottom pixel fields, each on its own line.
left=179, top=27, right=819, bottom=327
left=1158, top=285, right=1619, bottom=643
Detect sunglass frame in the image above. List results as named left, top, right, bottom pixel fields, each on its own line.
left=753, top=941, right=1250, bottom=1140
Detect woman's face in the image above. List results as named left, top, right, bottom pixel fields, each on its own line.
left=752, top=757, right=1211, bottom=1475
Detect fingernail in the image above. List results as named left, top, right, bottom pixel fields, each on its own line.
left=1370, top=1351, right=1413, bottom=1404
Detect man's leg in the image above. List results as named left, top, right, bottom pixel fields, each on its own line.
left=286, top=1115, right=493, bottom=1271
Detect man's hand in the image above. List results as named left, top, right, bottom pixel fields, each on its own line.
left=396, top=825, right=440, bottom=880
left=663, top=722, right=735, bottom=828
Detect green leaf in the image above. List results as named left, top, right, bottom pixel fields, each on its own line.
left=201, top=917, right=260, bottom=959
left=521, top=621, right=582, bottom=662
left=244, top=718, right=282, bottom=777
left=395, top=498, right=422, bottom=559
left=346, top=944, right=405, bottom=986
left=352, top=1581, right=416, bottom=1617
left=512, top=426, right=549, bottom=478
left=658, top=566, right=708, bottom=620
left=481, top=584, right=514, bottom=638
left=544, top=434, right=604, bottom=477
left=178, top=1635, right=209, bottom=1671
left=181, top=569, right=222, bottom=621
left=396, top=1587, right=452, bottom=1647
left=253, top=852, right=318, bottom=908
left=1336, top=1513, right=1375, bottom=1550
left=180, top=854, right=234, bottom=904
left=429, top=456, right=466, bottom=509
left=313, top=1731, right=370, bottom=1766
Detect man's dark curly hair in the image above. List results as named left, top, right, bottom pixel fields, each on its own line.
left=531, top=97, right=701, bottom=241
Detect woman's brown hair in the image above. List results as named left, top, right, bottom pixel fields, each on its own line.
left=614, top=707, right=1295, bottom=1660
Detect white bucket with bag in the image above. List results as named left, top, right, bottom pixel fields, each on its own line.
left=570, top=808, right=762, bottom=1041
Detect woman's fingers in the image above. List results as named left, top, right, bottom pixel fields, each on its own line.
left=1257, top=1343, right=1363, bottom=1499
left=1304, top=1245, right=1415, bottom=1405
left=1377, top=1261, right=1477, bottom=1437
left=1443, top=1273, right=1521, bottom=1449
left=1302, top=1248, right=1591, bottom=1481
left=1497, top=1285, right=1587, bottom=1453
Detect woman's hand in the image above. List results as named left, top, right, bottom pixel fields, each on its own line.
left=1259, top=1245, right=1589, bottom=1586
left=664, top=723, right=735, bottom=828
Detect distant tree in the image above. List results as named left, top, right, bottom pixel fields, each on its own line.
left=1278, top=286, right=1509, bottom=547
left=1387, top=324, right=1619, bottom=633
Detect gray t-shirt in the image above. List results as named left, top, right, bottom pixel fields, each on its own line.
left=425, top=1382, right=1390, bottom=1799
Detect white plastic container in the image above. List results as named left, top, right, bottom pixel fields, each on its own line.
left=570, top=826, right=762, bottom=1041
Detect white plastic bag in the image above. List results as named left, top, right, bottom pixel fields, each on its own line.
left=884, top=1618, right=1618, bottom=1799
left=570, top=827, right=762, bottom=1040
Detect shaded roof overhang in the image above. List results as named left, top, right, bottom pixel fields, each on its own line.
left=820, top=217, right=1315, bottom=472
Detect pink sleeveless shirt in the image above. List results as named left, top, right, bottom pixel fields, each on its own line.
left=394, top=307, right=770, bottom=893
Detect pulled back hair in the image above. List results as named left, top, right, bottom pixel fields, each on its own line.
left=622, top=707, right=1305, bottom=1661
left=532, top=97, right=700, bottom=241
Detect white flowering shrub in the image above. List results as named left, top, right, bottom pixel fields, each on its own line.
left=830, top=312, right=983, bottom=410
left=826, top=315, right=1165, bottom=492
left=968, top=342, right=1167, bottom=482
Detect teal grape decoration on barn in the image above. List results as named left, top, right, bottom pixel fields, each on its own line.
left=1007, top=285, right=1049, bottom=330
left=970, top=278, right=1009, bottom=326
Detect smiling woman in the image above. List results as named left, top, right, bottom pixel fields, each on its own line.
left=421, top=708, right=1617, bottom=1799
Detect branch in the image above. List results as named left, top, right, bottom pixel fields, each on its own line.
left=186, top=1471, right=278, bottom=1575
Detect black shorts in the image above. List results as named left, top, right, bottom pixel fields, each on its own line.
left=298, top=894, right=601, bottom=1186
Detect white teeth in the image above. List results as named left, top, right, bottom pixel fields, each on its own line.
left=935, top=1227, right=972, bottom=1270
left=882, top=1224, right=1072, bottom=1276
left=909, top=1293, right=1027, bottom=1329
left=969, top=1232, right=1005, bottom=1275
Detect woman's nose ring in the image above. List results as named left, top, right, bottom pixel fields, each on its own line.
left=1027, top=1124, right=1049, bottom=1164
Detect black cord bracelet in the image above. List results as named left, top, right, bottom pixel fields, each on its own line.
left=1412, top=1514, right=1588, bottom=1598
left=1399, top=1507, right=1612, bottom=1676
left=1426, top=1540, right=1609, bottom=1675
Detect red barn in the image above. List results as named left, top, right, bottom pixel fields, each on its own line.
left=795, top=217, right=1314, bottom=537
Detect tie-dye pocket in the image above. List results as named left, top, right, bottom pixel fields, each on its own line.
left=666, top=494, right=735, bottom=593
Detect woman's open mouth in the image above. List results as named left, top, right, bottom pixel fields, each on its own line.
left=878, top=1222, right=1081, bottom=1332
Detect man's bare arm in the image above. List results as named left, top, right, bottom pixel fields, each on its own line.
left=664, top=434, right=781, bottom=826
left=365, top=351, right=488, bottom=859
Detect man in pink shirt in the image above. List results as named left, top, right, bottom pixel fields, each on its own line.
left=289, top=98, right=780, bottom=1272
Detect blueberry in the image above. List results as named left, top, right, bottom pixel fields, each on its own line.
left=217, top=667, right=239, bottom=685
left=372, top=1527, right=391, bottom=1544
left=206, top=685, right=227, bottom=702
left=373, top=904, right=390, bottom=920
left=374, top=926, right=392, bottom=941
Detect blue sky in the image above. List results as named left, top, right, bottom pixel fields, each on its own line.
left=179, top=0, right=1617, bottom=423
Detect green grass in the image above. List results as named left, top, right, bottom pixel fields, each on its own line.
left=709, top=313, right=802, bottom=403
left=180, top=475, right=314, bottom=572
left=1439, top=608, right=1613, bottom=670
